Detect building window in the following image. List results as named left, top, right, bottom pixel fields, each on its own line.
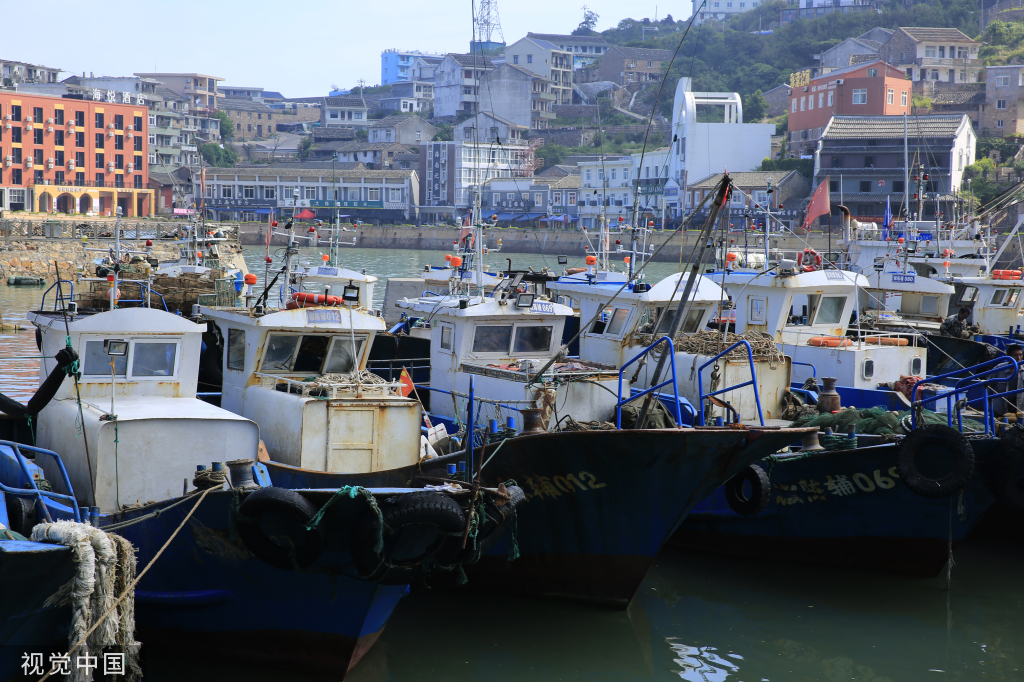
left=134, top=116, right=142, bottom=130
left=998, top=119, right=1005, bottom=128
left=95, top=153, right=105, bottom=169
left=830, top=180, right=839, bottom=192
left=807, top=96, right=813, bottom=111
left=134, top=136, right=142, bottom=152
left=998, top=99, right=1007, bottom=110
left=931, top=70, right=939, bottom=80
left=864, top=155, right=874, bottom=168
left=513, top=55, right=519, bottom=64
left=887, top=89, right=894, bottom=105
left=527, top=54, right=533, bottom=64
left=115, top=154, right=124, bottom=170
left=114, top=114, right=123, bottom=130
left=831, top=156, right=843, bottom=168
left=95, top=173, right=104, bottom=186
left=95, top=133, right=105, bottom=149
left=243, top=186, right=255, bottom=199
left=901, top=91, right=908, bottom=106
left=852, top=89, right=867, bottom=104
left=893, top=180, right=904, bottom=193
left=134, top=155, right=142, bottom=170
left=54, top=109, right=64, bottom=125
left=925, top=46, right=937, bottom=58
left=997, top=75, right=1010, bottom=86
left=800, top=96, right=805, bottom=111
left=33, top=128, right=43, bottom=144
left=115, top=135, right=124, bottom=150
left=818, top=92, right=824, bottom=108
left=75, top=132, right=84, bottom=147
left=222, top=186, right=233, bottom=198
left=791, top=99, right=797, bottom=113
left=264, top=186, right=276, bottom=200
left=368, top=188, right=380, bottom=201
left=75, top=111, right=84, bottom=127
left=75, top=152, right=84, bottom=167
left=859, top=180, right=871, bottom=192
left=867, top=68, right=878, bottom=77
left=828, top=91, right=834, bottom=107
left=95, top=113, right=104, bottom=128
left=304, top=186, right=317, bottom=200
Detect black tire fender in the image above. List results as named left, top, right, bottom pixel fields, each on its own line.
left=351, top=491, right=465, bottom=585
left=724, top=464, right=771, bottom=515
left=897, top=424, right=975, bottom=499
left=236, top=487, right=326, bottom=570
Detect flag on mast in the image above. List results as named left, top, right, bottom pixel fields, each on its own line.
left=801, top=177, right=831, bottom=231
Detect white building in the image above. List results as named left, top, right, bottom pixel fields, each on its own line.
left=577, top=156, right=635, bottom=229
left=692, top=0, right=764, bottom=22
left=667, top=77, right=774, bottom=218
left=433, top=54, right=496, bottom=118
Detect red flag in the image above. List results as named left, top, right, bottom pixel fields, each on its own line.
left=802, top=177, right=831, bottom=231
left=398, top=367, right=415, bottom=398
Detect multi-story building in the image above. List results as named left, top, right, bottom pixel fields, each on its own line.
left=381, top=49, right=445, bottom=86
left=378, top=81, right=434, bottom=113
left=787, top=60, right=910, bottom=157
left=474, top=64, right=556, bottom=130
left=819, top=29, right=894, bottom=69
left=368, top=115, right=437, bottom=145
left=433, top=54, right=496, bottom=118
left=320, top=96, right=370, bottom=127
left=762, top=84, right=792, bottom=117
left=692, top=0, right=764, bottom=22
left=134, top=73, right=223, bottom=111
left=220, top=99, right=277, bottom=141
left=504, top=38, right=573, bottom=105
left=454, top=112, right=528, bottom=145
left=524, top=33, right=612, bottom=69
left=576, top=156, right=635, bottom=229
left=685, top=170, right=810, bottom=230
left=981, top=65, right=1024, bottom=135
left=0, top=91, right=153, bottom=216
left=812, top=114, right=975, bottom=223
left=875, top=28, right=983, bottom=86
left=197, top=166, right=419, bottom=223
left=0, top=59, right=60, bottom=88
left=220, top=86, right=266, bottom=102
left=578, top=46, right=674, bottom=87
left=331, top=142, right=412, bottom=168
left=418, top=139, right=537, bottom=221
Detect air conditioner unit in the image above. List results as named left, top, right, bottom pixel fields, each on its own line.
left=47, top=157, right=53, bottom=164
left=127, top=163, right=134, bottom=172
left=46, top=118, right=53, bottom=124
left=3, top=114, right=10, bottom=121
left=127, top=133, right=133, bottom=139
left=835, top=79, right=844, bottom=84
left=25, top=116, right=33, bottom=123
left=3, top=123, right=9, bottom=130
left=47, top=126, right=53, bottom=133
left=108, top=163, right=115, bottom=171
left=127, top=125, right=133, bottom=131
left=47, top=162, right=53, bottom=169
left=108, top=131, right=115, bottom=137
left=26, top=160, right=33, bottom=168
left=68, top=162, right=75, bottom=170
left=108, top=123, right=115, bottom=129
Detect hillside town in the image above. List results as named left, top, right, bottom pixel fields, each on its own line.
left=3, top=3, right=1024, bottom=235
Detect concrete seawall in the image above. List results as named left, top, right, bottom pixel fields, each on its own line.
left=0, top=239, right=180, bottom=281
left=235, top=223, right=837, bottom=262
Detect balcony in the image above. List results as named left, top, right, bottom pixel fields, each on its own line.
left=532, top=109, right=556, bottom=120
left=533, top=91, right=557, bottom=101
left=917, top=57, right=981, bottom=67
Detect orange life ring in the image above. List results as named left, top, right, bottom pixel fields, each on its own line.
left=797, top=248, right=823, bottom=272
left=864, top=336, right=910, bottom=346
left=565, top=267, right=587, bottom=275
left=807, top=336, right=853, bottom=347
left=292, top=292, right=341, bottom=306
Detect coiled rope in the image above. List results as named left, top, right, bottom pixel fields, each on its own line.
left=634, top=329, right=785, bottom=366
left=192, top=469, right=228, bottom=490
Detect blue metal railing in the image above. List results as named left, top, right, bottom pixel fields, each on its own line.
left=116, top=280, right=169, bottom=311
left=697, top=340, right=765, bottom=426
left=413, top=384, right=524, bottom=414
left=792, top=360, right=817, bottom=378
left=910, top=356, right=1022, bottom=435
left=0, top=441, right=82, bottom=523
left=615, top=336, right=683, bottom=429
left=40, top=280, right=75, bottom=312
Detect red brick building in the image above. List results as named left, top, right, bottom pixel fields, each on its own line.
left=0, top=91, right=153, bottom=216
left=787, top=60, right=910, bottom=157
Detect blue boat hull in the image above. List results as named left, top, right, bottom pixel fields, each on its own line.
left=674, top=441, right=997, bottom=576
left=270, top=426, right=813, bottom=606
left=0, top=540, right=74, bottom=680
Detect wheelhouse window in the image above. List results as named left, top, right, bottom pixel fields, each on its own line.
left=440, top=324, right=453, bottom=350
left=227, top=329, right=246, bottom=371
left=513, top=325, right=552, bottom=353
left=591, top=307, right=630, bottom=336
left=814, top=296, right=847, bottom=325
left=82, top=339, right=178, bottom=378
left=472, top=325, right=513, bottom=353
left=259, top=334, right=364, bottom=374
left=958, top=286, right=978, bottom=304
left=1006, top=289, right=1021, bottom=308
left=991, top=288, right=1007, bottom=305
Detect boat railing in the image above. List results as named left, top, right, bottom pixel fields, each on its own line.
left=791, top=361, right=817, bottom=378
left=698, top=340, right=765, bottom=426
left=615, top=336, right=683, bottom=429
left=910, top=356, right=1021, bottom=434
left=0, top=441, right=82, bottom=522
left=254, top=372, right=403, bottom=398
left=39, top=279, right=75, bottom=312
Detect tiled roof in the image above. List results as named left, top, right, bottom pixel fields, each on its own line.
left=503, top=63, right=552, bottom=81
left=262, top=91, right=285, bottom=99
left=849, top=54, right=879, bottom=65
left=312, top=126, right=355, bottom=140
left=822, top=114, right=970, bottom=140
left=932, top=91, right=986, bottom=106
left=529, top=38, right=565, bottom=52
left=232, top=161, right=366, bottom=171
left=448, top=54, right=494, bottom=68
left=526, top=32, right=610, bottom=46
left=609, top=46, right=675, bottom=61
left=369, top=114, right=435, bottom=128
left=329, top=141, right=414, bottom=152
left=323, top=96, right=367, bottom=107
left=219, top=100, right=274, bottom=113
left=899, top=27, right=979, bottom=43
left=689, top=170, right=803, bottom=188
left=154, top=86, right=187, bottom=102
left=469, top=111, right=527, bottom=129
left=204, top=167, right=414, bottom=179
left=547, top=174, right=582, bottom=189
left=811, top=59, right=898, bottom=80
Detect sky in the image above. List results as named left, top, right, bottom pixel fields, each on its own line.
left=5, top=0, right=683, bottom=98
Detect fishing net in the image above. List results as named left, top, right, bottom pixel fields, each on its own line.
left=791, top=406, right=985, bottom=435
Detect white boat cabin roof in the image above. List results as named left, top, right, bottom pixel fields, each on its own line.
left=549, top=272, right=724, bottom=304
left=200, top=304, right=385, bottom=333
left=295, top=265, right=378, bottom=284
left=394, top=296, right=574, bottom=319
left=864, top=270, right=955, bottom=294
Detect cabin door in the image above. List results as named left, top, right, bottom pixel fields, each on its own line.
left=326, top=403, right=378, bottom=473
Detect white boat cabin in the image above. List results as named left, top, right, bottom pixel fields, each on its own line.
left=955, top=274, right=1024, bottom=337
left=290, top=265, right=377, bottom=310
left=549, top=273, right=793, bottom=423
left=839, top=218, right=989, bottom=279
left=200, top=304, right=421, bottom=474
left=860, top=269, right=954, bottom=331
left=29, top=307, right=259, bottom=512
left=393, top=294, right=623, bottom=429
left=726, top=269, right=925, bottom=388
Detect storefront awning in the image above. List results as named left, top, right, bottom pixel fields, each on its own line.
left=494, top=213, right=519, bottom=220
left=516, top=213, right=544, bottom=220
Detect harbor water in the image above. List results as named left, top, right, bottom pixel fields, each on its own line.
left=2, top=246, right=1023, bottom=681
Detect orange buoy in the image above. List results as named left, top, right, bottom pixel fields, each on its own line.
left=585, top=255, right=597, bottom=265
left=292, top=292, right=341, bottom=306
left=243, top=273, right=258, bottom=285
left=807, top=336, right=853, bottom=347
left=864, top=336, right=909, bottom=346
left=450, top=256, right=463, bottom=267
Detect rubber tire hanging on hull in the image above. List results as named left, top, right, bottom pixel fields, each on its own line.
left=351, top=491, right=466, bottom=585
left=236, top=487, right=327, bottom=570
left=5, top=494, right=37, bottom=536
left=896, top=424, right=975, bottom=498
left=724, top=464, right=771, bottom=515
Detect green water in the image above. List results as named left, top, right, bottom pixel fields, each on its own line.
left=2, top=247, right=1023, bottom=681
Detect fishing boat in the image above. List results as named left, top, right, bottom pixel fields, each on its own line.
left=16, top=290, right=507, bottom=677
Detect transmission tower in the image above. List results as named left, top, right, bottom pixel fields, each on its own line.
left=475, top=0, right=505, bottom=44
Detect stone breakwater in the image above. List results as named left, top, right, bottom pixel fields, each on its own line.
left=0, top=239, right=180, bottom=281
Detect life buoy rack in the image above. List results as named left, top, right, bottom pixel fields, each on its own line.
left=289, top=292, right=342, bottom=308
left=796, top=247, right=823, bottom=272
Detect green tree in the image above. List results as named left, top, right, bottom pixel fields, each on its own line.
left=536, top=143, right=568, bottom=169
left=212, top=110, right=234, bottom=142
left=200, top=143, right=238, bottom=167
left=355, top=128, right=369, bottom=141
left=965, top=157, right=996, bottom=180
left=743, top=89, right=768, bottom=121
left=573, top=5, right=600, bottom=34
left=298, top=135, right=313, bottom=160
left=758, top=157, right=813, bottom=181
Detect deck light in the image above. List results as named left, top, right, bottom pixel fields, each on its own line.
left=515, top=292, right=535, bottom=308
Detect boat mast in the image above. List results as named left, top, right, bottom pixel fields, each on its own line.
left=111, top=206, right=122, bottom=310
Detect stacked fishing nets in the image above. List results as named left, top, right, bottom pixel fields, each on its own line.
left=791, top=406, right=986, bottom=435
